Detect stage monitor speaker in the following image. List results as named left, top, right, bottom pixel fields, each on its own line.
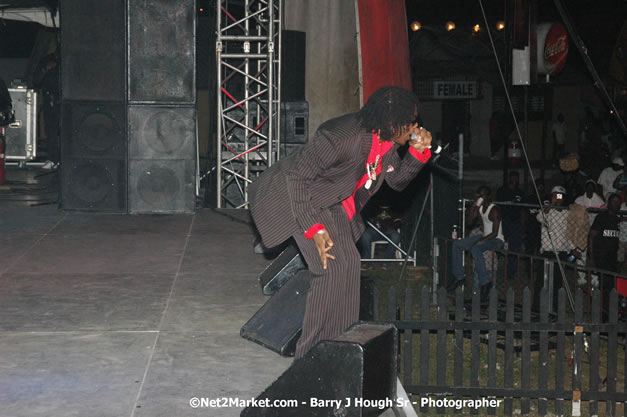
left=258, top=244, right=306, bottom=296
left=128, top=159, right=195, bottom=214
left=241, top=323, right=398, bottom=417
left=128, top=106, right=196, bottom=159
left=244, top=272, right=378, bottom=357
left=128, top=0, right=196, bottom=103
left=241, top=270, right=309, bottom=357
left=61, top=158, right=127, bottom=212
left=281, top=30, right=306, bottom=102
left=60, top=0, right=126, bottom=102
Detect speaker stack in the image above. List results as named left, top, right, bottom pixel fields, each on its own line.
left=60, top=0, right=197, bottom=213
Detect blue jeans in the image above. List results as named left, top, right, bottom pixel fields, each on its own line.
left=452, top=235, right=504, bottom=287
left=358, top=226, right=401, bottom=259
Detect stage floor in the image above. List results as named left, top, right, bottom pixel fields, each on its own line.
left=0, top=198, right=292, bottom=416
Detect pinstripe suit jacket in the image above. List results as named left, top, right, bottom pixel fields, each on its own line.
left=249, top=113, right=429, bottom=248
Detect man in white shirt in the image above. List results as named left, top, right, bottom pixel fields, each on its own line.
left=573, top=180, right=602, bottom=285
left=574, top=180, right=605, bottom=223
left=598, top=157, right=624, bottom=200
left=448, top=186, right=504, bottom=302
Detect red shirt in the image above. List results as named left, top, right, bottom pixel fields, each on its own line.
left=304, top=132, right=430, bottom=238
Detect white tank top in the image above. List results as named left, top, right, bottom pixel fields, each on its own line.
left=480, top=203, right=504, bottom=241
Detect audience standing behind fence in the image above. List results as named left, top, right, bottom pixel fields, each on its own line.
left=453, top=174, right=627, bottom=318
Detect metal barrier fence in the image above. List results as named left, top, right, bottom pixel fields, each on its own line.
left=433, top=236, right=626, bottom=320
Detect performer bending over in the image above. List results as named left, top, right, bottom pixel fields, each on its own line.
left=249, top=86, right=432, bottom=358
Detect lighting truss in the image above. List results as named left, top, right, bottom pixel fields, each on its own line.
left=216, top=0, right=281, bottom=208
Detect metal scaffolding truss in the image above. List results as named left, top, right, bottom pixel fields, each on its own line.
left=216, top=0, right=281, bottom=208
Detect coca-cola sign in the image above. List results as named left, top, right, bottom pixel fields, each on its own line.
left=544, top=23, right=568, bottom=75
left=537, top=22, right=569, bottom=75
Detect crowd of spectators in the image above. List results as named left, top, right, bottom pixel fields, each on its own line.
left=456, top=151, right=627, bottom=318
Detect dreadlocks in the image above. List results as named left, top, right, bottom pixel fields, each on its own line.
left=358, top=86, right=420, bottom=141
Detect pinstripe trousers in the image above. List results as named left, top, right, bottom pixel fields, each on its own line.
left=292, top=204, right=361, bottom=359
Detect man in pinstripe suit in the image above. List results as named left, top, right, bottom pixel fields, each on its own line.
left=250, top=87, right=432, bottom=358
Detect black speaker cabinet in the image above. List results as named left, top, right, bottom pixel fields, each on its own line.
left=281, top=30, right=306, bottom=102
left=128, top=159, right=195, bottom=214
left=243, top=271, right=377, bottom=357
left=60, top=0, right=126, bottom=102
left=128, top=105, right=196, bottom=214
left=241, top=323, right=398, bottom=417
left=241, top=270, right=309, bottom=357
left=128, top=0, right=196, bottom=103
left=128, top=106, right=196, bottom=159
left=61, top=0, right=195, bottom=104
left=61, top=102, right=127, bottom=212
left=61, top=158, right=127, bottom=212
left=258, top=244, right=306, bottom=296
left=62, top=102, right=127, bottom=159
left=280, top=101, right=308, bottom=145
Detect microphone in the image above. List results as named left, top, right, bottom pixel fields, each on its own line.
left=410, top=131, right=442, bottom=154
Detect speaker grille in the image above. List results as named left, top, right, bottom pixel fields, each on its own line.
left=60, top=0, right=125, bottom=101
left=128, top=106, right=196, bottom=159
left=128, top=0, right=195, bottom=103
left=61, top=159, right=127, bottom=212
left=63, top=102, right=126, bottom=158
left=128, top=159, right=195, bottom=214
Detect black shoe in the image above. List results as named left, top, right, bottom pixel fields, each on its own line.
left=480, top=282, right=493, bottom=303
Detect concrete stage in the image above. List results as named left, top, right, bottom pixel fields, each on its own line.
left=0, top=194, right=293, bottom=416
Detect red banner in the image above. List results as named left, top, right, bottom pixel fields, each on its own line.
left=357, top=0, right=412, bottom=103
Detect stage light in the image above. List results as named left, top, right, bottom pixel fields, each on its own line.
left=410, top=21, right=421, bottom=32
left=446, top=21, right=455, bottom=31
left=496, top=21, right=505, bottom=31
left=473, top=24, right=481, bottom=33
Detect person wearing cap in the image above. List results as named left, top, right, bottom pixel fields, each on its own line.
left=598, top=157, right=624, bottom=200
left=574, top=180, right=605, bottom=223
left=534, top=186, right=576, bottom=311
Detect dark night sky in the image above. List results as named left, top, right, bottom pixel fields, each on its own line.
left=404, top=0, right=626, bottom=74
left=1, top=0, right=625, bottom=74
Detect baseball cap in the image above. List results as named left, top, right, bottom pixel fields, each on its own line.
left=612, top=157, right=624, bottom=166
left=551, top=186, right=566, bottom=194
